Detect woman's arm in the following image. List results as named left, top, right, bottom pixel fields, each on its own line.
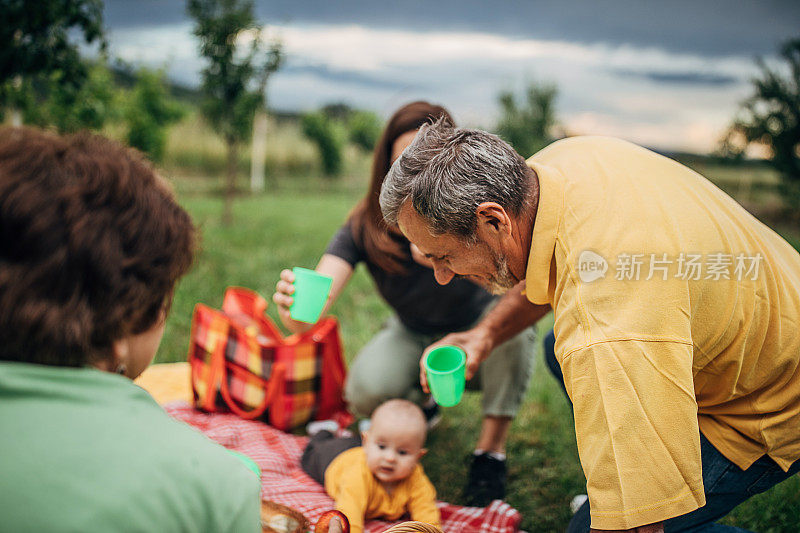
left=272, top=254, right=354, bottom=334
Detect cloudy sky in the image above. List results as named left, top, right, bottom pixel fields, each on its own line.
left=102, top=0, right=799, bottom=153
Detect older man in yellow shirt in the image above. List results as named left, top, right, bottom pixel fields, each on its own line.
left=378, top=120, right=800, bottom=532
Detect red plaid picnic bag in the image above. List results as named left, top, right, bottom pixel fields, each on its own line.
left=188, top=287, right=352, bottom=431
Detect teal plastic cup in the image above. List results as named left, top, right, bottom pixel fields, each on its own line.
left=290, top=267, right=333, bottom=324
left=424, top=345, right=466, bottom=407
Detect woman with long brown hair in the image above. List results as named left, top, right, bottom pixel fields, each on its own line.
left=273, top=101, right=536, bottom=506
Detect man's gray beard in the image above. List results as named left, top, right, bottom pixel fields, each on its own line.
left=487, top=252, right=516, bottom=295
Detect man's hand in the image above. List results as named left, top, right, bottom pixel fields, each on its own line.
left=420, top=328, right=494, bottom=392
left=419, top=281, right=550, bottom=393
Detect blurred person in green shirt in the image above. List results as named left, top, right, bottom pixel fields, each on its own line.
left=0, top=127, right=261, bottom=532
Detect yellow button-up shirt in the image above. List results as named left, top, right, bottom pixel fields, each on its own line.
left=524, top=136, right=800, bottom=529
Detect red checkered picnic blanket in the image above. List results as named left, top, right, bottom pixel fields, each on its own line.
left=165, top=404, right=521, bottom=532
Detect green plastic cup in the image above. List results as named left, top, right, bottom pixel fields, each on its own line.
left=425, top=345, right=466, bottom=407
left=290, top=267, right=333, bottom=324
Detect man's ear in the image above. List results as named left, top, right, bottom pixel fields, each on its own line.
left=475, top=202, right=513, bottom=237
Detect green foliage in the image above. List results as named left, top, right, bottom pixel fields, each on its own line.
left=12, top=79, right=45, bottom=124
left=187, top=0, right=283, bottom=224
left=301, top=111, right=345, bottom=177
left=187, top=0, right=279, bottom=144
left=124, top=68, right=185, bottom=161
left=298, top=104, right=378, bottom=174
left=321, top=102, right=353, bottom=121
left=5, top=60, right=117, bottom=133
left=347, top=110, right=382, bottom=152
left=731, top=38, right=800, bottom=214
left=0, top=0, right=106, bottom=111
left=496, top=81, right=558, bottom=157
left=46, top=62, right=117, bottom=133
left=0, top=0, right=112, bottom=132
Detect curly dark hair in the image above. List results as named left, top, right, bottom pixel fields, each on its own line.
left=0, top=127, right=196, bottom=367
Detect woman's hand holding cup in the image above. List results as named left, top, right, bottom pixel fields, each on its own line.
left=273, top=267, right=334, bottom=334
left=272, top=269, right=312, bottom=335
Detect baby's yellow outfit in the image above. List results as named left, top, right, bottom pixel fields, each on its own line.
left=324, top=446, right=441, bottom=533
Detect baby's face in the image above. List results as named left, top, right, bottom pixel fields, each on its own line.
left=363, top=417, right=425, bottom=486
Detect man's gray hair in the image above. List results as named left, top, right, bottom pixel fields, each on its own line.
left=379, top=118, right=532, bottom=238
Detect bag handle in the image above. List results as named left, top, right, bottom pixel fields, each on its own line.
left=219, top=360, right=285, bottom=420
left=190, top=305, right=283, bottom=419
left=309, top=318, right=347, bottom=386
left=188, top=307, right=231, bottom=413
left=222, top=287, right=283, bottom=340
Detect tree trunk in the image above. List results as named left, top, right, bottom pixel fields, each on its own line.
left=223, top=136, right=238, bottom=226
left=250, top=108, right=268, bottom=192
left=11, top=76, right=22, bottom=127
left=10, top=108, right=22, bottom=127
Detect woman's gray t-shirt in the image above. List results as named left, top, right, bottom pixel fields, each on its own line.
left=325, top=222, right=495, bottom=335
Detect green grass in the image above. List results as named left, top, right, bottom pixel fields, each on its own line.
left=690, top=162, right=785, bottom=213
left=155, top=181, right=800, bottom=532
left=159, top=111, right=373, bottom=189
left=157, top=188, right=385, bottom=363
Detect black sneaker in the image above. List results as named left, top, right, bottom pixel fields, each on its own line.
left=463, top=452, right=507, bottom=507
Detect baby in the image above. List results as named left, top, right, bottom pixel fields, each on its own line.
left=302, top=399, right=441, bottom=533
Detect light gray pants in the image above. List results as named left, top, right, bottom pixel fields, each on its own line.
left=344, top=314, right=536, bottom=418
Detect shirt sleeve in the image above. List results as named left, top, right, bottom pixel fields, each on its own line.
left=332, top=478, right=369, bottom=533
left=562, top=338, right=706, bottom=529
left=324, top=221, right=365, bottom=267
left=406, top=467, right=441, bottom=526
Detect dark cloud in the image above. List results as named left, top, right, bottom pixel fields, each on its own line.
left=612, top=69, right=741, bottom=86
left=103, top=0, right=800, bottom=58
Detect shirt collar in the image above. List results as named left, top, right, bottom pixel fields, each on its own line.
left=524, top=159, right=565, bottom=305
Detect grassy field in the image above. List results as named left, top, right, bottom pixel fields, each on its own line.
left=154, top=172, right=799, bottom=531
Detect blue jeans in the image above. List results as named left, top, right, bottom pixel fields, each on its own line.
left=543, top=330, right=800, bottom=532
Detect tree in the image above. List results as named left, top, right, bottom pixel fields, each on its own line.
left=124, top=68, right=185, bottom=162
left=250, top=38, right=282, bottom=193
left=6, top=60, right=117, bottom=134
left=0, top=0, right=106, bottom=126
left=348, top=110, right=382, bottom=152
left=321, top=102, right=353, bottom=122
left=301, top=111, right=344, bottom=177
left=300, top=105, right=378, bottom=175
left=495, top=81, right=558, bottom=158
left=188, top=0, right=277, bottom=224
left=729, top=38, right=800, bottom=215
left=46, top=62, right=117, bottom=133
